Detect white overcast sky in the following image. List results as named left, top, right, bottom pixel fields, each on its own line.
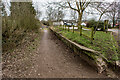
left=32, top=0, right=119, bottom=21
left=32, top=0, right=63, bottom=20
left=2, top=0, right=119, bottom=21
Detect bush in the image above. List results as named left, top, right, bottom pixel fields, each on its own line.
left=41, top=21, right=50, bottom=26
left=86, top=19, right=111, bottom=30
left=86, top=19, right=97, bottom=28
left=2, top=2, right=40, bottom=53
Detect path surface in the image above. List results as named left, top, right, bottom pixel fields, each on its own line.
left=25, top=28, right=107, bottom=78
left=108, top=29, right=119, bottom=34
left=108, top=29, right=120, bottom=46
left=65, top=27, right=90, bottom=31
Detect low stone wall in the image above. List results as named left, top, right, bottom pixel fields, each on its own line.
left=50, top=27, right=108, bottom=73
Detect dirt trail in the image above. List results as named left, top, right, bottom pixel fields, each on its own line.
left=24, top=28, right=107, bottom=78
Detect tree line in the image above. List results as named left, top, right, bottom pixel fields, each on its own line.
left=45, top=1, right=119, bottom=31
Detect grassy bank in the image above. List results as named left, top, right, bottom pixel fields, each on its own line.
left=53, top=26, right=119, bottom=62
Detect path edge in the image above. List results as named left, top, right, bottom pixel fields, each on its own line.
left=49, top=27, right=120, bottom=78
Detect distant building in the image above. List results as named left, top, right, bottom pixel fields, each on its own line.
left=81, top=22, right=86, bottom=26
left=52, top=20, right=78, bottom=26
left=52, top=20, right=89, bottom=27
left=63, top=20, right=78, bottom=26
left=53, top=21, right=64, bottom=26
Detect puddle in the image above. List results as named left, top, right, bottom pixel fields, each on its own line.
left=44, top=29, right=48, bottom=33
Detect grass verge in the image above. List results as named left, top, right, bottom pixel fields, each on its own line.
left=53, top=26, right=119, bottom=62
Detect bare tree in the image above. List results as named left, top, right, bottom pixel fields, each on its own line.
left=54, top=8, right=65, bottom=21
left=105, top=2, right=119, bottom=28
left=36, top=5, right=42, bottom=20
left=46, top=6, right=55, bottom=25
left=70, top=9, right=78, bottom=20
left=90, top=2, right=113, bottom=33
left=52, top=0, right=91, bottom=35
left=46, top=2, right=65, bottom=25
left=67, top=0, right=91, bottom=35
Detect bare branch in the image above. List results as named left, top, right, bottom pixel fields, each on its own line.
left=67, top=1, right=78, bottom=11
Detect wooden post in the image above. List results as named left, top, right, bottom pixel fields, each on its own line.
left=68, top=26, right=69, bottom=32
left=106, top=20, right=109, bottom=33
left=65, top=25, right=66, bottom=31
left=104, top=20, right=109, bottom=33
left=104, top=20, right=106, bottom=32
left=73, top=25, right=74, bottom=33
left=63, top=25, right=64, bottom=30
left=80, top=25, right=82, bottom=36
left=91, top=27, right=94, bottom=44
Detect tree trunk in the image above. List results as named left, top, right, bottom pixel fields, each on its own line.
left=94, top=13, right=103, bottom=34
left=78, top=12, right=83, bottom=36
left=112, top=13, right=115, bottom=28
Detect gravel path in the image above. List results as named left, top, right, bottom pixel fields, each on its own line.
left=24, top=28, right=107, bottom=78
